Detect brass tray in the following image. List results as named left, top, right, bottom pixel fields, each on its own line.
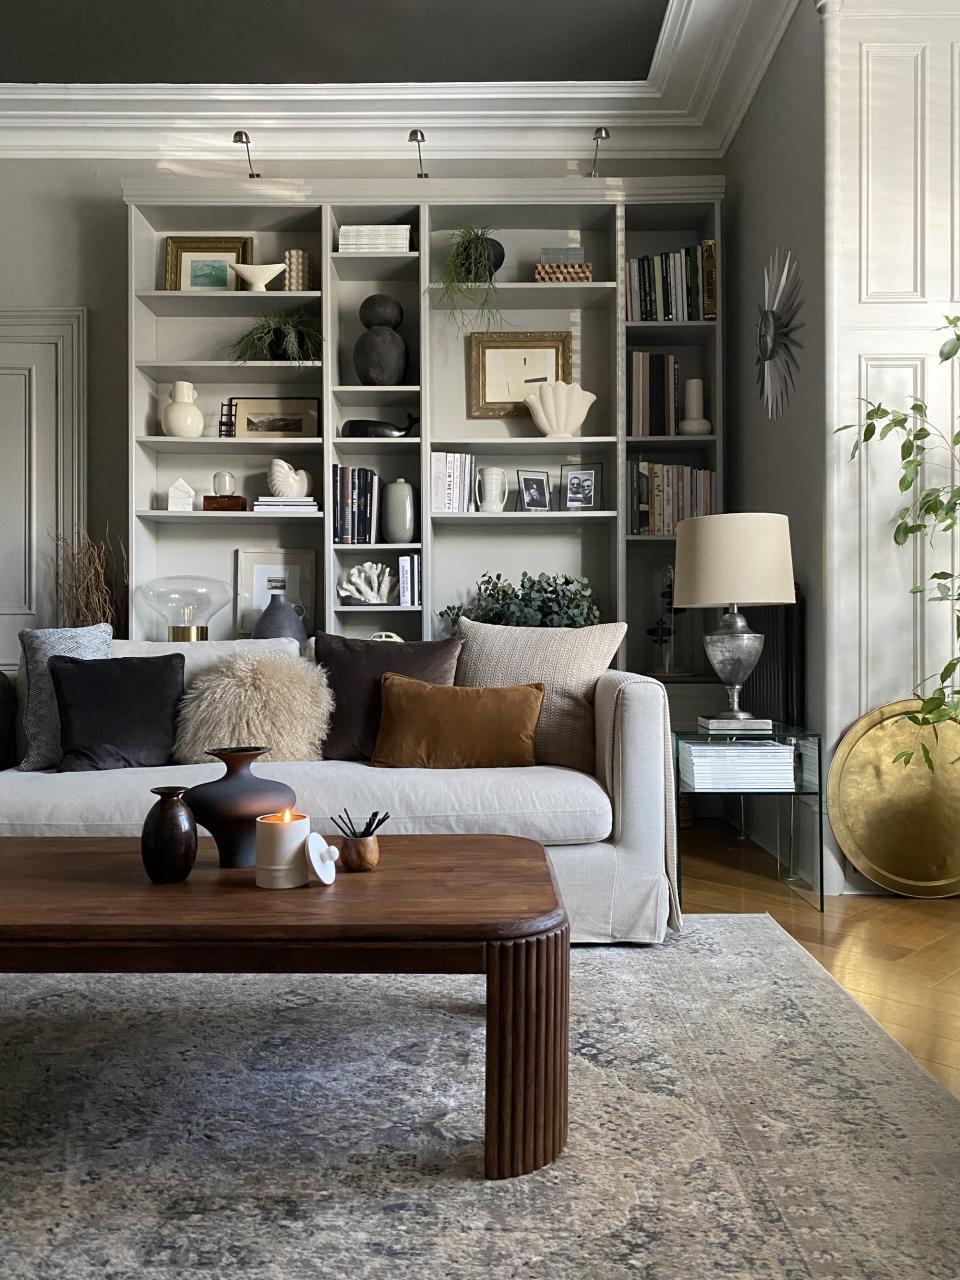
left=827, top=699, right=960, bottom=897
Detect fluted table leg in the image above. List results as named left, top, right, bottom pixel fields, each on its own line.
left=484, top=922, right=569, bottom=1179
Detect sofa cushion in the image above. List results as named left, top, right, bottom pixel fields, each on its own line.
left=18, top=624, right=114, bottom=771
left=111, top=638, right=299, bottom=687
left=0, top=760, right=612, bottom=846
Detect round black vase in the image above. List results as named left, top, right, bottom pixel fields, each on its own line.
left=486, top=237, right=506, bottom=276
left=353, top=293, right=408, bottom=386
left=183, top=747, right=295, bottom=870
left=141, top=786, right=197, bottom=884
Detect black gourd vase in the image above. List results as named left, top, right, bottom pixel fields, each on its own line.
left=354, top=293, right=408, bottom=386
left=183, top=747, right=296, bottom=870
left=141, top=786, right=197, bottom=884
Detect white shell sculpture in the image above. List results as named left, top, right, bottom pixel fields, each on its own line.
left=524, top=381, right=597, bottom=438
left=336, top=563, right=399, bottom=605
left=268, top=458, right=313, bottom=498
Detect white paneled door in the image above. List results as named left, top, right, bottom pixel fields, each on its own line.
left=0, top=310, right=85, bottom=672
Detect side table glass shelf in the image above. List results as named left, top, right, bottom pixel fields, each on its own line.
left=673, top=726, right=824, bottom=911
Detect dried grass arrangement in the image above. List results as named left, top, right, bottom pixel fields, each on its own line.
left=54, top=527, right=128, bottom=637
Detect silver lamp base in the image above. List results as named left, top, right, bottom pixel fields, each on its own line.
left=702, top=608, right=764, bottom=720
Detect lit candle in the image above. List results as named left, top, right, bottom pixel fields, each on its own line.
left=255, top=808, right=311, bottom=889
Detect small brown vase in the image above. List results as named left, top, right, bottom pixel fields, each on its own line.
left=330, top=834, right=380, bottom=872
left=141, top=786, right=197, bottom=884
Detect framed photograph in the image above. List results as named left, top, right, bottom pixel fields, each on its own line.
left=163, top=235, right=253, bottom=291
left=469, top=330, right=572, bottom=418
left=561, top=463, right=603, bottom=510
left=233, top=398, right=320, bottom=440
left=517, top=470, right=552, bottom=512
left=236, top=547, right=316, bottom=634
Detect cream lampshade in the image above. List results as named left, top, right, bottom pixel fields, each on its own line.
left=674, top=513, right=795, bottom=721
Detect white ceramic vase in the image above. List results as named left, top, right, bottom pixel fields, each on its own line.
left=475, top=466, right=507, bottom=512
left=230, top=263, right=286, bottom=292
left=678, top=379, right=712, bottom=436
left=161, top=381, right=204, bottom=439
left=383, top=479, right=415, bottom=543
left=524, top=381, right=596, bottom=438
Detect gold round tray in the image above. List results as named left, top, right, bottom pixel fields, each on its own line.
left=827, top=699, right=960, bottom=897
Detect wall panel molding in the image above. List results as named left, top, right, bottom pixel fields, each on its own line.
left=0, top=367, right=35, bottom=617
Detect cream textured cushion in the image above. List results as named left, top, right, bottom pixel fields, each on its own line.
left=174, top=651, right=334, bottom=764
left=455, top=617, right=626, bottom=774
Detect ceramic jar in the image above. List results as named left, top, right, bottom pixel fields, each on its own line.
left=140, top=786, right=197, bottom=883
left=475, top=466, right=508, bottom=513
left=383, top=478, right=416, bottom=542
left=161, top=380, right=204, bottom=439
left=251, top=590, right=308, bottom=655
left=183, top=747, right=296, bottom=870
left=678, top=379, right=712, bottom=436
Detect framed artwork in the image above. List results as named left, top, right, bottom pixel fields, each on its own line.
left=163, top=236, right=253, bottom=291
left=468, top=330, right=572, bottom=418
left=236, top=547, right=316, bottom=634
left=232, top=398, right=320, bottom=440
left=516, top=470, right=552, bottom=512
left=561, top=463, right=603, bottom=510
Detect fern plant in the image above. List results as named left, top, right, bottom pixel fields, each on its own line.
left=230, top=309, right=323, bottom=364
left=440, top=571, right=601, bottom=629
left=437, top=226, right=504, bottom=328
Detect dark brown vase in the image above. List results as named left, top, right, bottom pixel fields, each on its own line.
left=141, top=786, right=197, bottom=884
left=183, top=747, right=296, bottom=870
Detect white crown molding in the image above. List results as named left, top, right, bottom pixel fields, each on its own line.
left=0, top=0, right=801, bottom=161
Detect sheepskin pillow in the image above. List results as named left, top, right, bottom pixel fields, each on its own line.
left=174, top=651, right=334, bottom=764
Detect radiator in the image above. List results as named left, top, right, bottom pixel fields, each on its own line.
left=742, top=588, right=805, bottom=727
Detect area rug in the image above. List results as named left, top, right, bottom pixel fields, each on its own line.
left=1, top=915, right=958, bottom=1280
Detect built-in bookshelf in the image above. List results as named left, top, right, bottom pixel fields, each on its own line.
left=125, top=178, right=725, bottom=719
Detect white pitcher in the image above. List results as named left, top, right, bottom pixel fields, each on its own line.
left=475, top=466, right=507, bottom=513
left=161, top=381, right=204, bottom=439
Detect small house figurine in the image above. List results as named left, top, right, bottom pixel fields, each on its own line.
left=167, top=477, right=196, bottom=512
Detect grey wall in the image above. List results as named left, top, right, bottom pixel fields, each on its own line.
left=724, top=1, right=825, bottom=734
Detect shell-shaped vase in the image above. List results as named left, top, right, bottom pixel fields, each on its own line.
left=268, top=458, right=312, bottom=498
left=524, top=381, right=596, bottom=438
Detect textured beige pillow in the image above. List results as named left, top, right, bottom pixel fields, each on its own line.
left=174, top=651, right=334, bottom=764
left=455, top=617, right=626, bottom=774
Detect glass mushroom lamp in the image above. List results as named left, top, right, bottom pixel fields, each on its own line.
left=673, top=513, right=795, bottom=722
left=137, top=575, right=232, bottom=641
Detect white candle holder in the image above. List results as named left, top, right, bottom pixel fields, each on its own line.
left=255, top=810, right=311, bottom=888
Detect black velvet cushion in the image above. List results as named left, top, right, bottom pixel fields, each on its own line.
left=313, top=633, right=462, bottom=761
left=48, top=653, right=185, bottom=771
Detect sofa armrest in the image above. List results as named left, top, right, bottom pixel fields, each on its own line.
left=0, top=672, right=16, bottom=770
left=595, top=670, right=680, bottom=931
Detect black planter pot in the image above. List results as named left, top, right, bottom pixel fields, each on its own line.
left=486, top=237, right=506, bottom=276
left=141, top=786, right=197, bottom=884
left=183, top=747, right=295, bottom=870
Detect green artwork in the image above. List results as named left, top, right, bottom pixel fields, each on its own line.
left=190, top=258, right=229, bottom=288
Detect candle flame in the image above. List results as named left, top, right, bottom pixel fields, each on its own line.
left=282, top=808, right=292, bottom=824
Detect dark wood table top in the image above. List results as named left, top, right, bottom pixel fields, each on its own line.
left=0, top=834, right=566, bottom=947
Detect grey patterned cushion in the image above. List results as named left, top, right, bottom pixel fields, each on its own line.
left=455, top=617, right=627, bottom=774
left=18, top=624, right=113, bottom=771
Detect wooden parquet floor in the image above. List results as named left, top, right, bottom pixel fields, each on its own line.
left=682, top=820, right=960, bottom=1100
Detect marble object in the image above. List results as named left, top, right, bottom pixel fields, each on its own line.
left=336, top=563, right=399, bottom=605
left=382, top=478, right=415, bottom=542
left=267, top=458, right=313, bottom=498
left=183, top=747, right=295, bottom=869
left=166, top=477, right=195, bottom=512
left=524, top=381, right=596, bottom=438
left=161, top=380, right=204, bottom=439
left=678, top=378, right=712, bottom=436
left=230, top=263, right=286, bottom=291
left=251, top=590, right=308, bottom=654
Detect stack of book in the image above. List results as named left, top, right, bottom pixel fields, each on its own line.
left=331, top=465, right=382, bottom=543
left=697, top=715, right=774, bottom=734
left=679, top=740, right=797, bottom=793
left=398, top=552, right=422, bottom=607
left=338, top=225, right=411, bottom=253
left=629, top=462, right=714, bottom=535
left=798, top=738, right=819, bottom=790
left=430, top=452, right=477, bottom=513
left=627, top=352, right=681, bottom=435
left=252, top=495, right=319, bottom=515
left=625, top=239, right=717, bottom=322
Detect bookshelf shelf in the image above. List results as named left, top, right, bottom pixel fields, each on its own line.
left=430, top=281, right=616, bottom=311
left=136, top=290, right=323, bottom=317
left=137, top=360, right=322, bottom=384
left=432, top=511, right=618, bottom=526
left=330, top=252, right=419, bottom=282
left=137, top=510, right=325, bottom=524
left=334, top=604, right=422, bottom=613
left=331, top=385, right=420, bottom=407
left=430, top=436, right=616, bottom=455
left=137, top=436, right=324, bottom=454
left=626, top=436, right=718, bottom=448
left=333, top=436, right=421, bottom=454
left=334, top=542, right=421, bottom=552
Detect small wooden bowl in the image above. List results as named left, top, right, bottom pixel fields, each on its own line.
left=328, top=834, right=380, bottom=872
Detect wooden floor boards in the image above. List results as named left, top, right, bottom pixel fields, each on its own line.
left=682, top=820, right=960, bottom=1100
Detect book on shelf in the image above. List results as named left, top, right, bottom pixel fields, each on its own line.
left=627, top=351, right=682, bottom=436
left=331, top=465, right=382, bottom=543
left=629, top=462, right=714, bottom=535
left=625, top=239, right=716, bottom=323
left=252, top=495, right=319, bottom=513
left=338, top=225, right=411, bottom=253
left=397, top=553, right=422, bottom=607
left=430, top=451, right=478, bottom=513
left=697, top=716, right=774, bottom=734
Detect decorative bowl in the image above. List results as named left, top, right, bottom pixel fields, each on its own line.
left=524, top=381, right=596, bottom=438
left=230, top=263, right=286, bottom=292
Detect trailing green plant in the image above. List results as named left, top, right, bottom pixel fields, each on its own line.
left=230, top=308, right=324, bottom=364
left=437, top=226, right=503, bottom=328
left=439, top=571, right=602, bottom=629
left=837, top=316, right=960, bottom=769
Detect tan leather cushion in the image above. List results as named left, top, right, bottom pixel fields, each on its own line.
left=372, top=673, right=544, bottom=769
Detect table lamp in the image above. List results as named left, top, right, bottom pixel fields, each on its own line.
left=137, top=575, right=231, bottom=641
left=673, top=513, right=795, bottom=721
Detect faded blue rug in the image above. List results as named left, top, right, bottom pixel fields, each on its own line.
left=1, top=915, right=957, bottom=1279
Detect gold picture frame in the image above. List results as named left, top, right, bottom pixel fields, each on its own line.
left=163, top=235, right=253, bottom=291
left=468, top=330, right=572, bottom=418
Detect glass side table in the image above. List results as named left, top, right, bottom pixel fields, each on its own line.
left=673, top=726, right=824, bottom=911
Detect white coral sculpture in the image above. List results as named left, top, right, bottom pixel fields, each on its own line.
left=268, top=458, right=313, bottom=498
left=336, top=562, right=399, bottom=604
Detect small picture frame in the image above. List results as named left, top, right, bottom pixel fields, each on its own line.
left=561, top=463, right=603, bottom=510
left=469, top=330, right=573, bottom=418
left=163, top=235, right=253, bottom=291
left=232, top=398, right=320, bottom=440
left=517, top=470, right=552, bottom=512
left=236, top=547, right=316, bottom=635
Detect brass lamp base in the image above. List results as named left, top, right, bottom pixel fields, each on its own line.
left=167, top=625, right=208, bottom=642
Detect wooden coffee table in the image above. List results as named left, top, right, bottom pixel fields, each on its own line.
left=0, top=833, right=569, bottom=1179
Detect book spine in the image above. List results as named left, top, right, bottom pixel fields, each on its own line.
left=413, top=552, right=421, bottom=606
left=398, top=555, right=411, bottom=606
left=431, top=452, right=446, bottom=512
left=701, top=239, right=717, bottom=320
left=445, top=454, right=455, bottom=513
left=654, top=262, right=664, bottom=325
left=371, top=473, right=381, bottom=542
left=340, top=466, right=351, bottom=543
left=332, top=464, right=340, bottom=542
left=661, top=253, right=672, bottom=321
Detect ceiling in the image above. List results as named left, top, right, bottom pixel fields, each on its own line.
left=0, top=0, right=804, bottom=160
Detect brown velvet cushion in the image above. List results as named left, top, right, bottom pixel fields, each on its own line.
left=314, top=633, right=462, bottom=761
left=372, top=673, right=544, bottom=769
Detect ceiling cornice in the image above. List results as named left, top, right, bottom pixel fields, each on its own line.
left=0, top=0, right=802, bottom=162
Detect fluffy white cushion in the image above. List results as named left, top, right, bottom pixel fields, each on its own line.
left=174, top=651, right=334, bottom=764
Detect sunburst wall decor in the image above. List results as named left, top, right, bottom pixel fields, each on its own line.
left=756, top=248, right=804, bottom=420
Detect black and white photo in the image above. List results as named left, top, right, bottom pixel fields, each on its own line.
left=517, top=470, right=551, bottom=512
left=561, top=463, right=603, bottom=510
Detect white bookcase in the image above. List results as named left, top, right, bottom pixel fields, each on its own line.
left=125, top=178, right=724, bottom=716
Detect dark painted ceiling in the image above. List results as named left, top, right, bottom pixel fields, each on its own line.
left=0, top=0, right=670, bottom=83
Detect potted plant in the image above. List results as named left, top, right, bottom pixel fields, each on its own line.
left=230, top=308, right=324, bottom=364
left=437, top=226, right=506, bottom=327
left=440, top=571, right=602, bottom=629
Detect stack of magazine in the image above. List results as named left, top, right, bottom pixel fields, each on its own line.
left=679, top=740, right=797, bottom=793
left=338, top=224, right=411, bottom=253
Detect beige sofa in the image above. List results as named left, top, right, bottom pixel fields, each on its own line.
left=0, top=639, right=680, bottom=943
